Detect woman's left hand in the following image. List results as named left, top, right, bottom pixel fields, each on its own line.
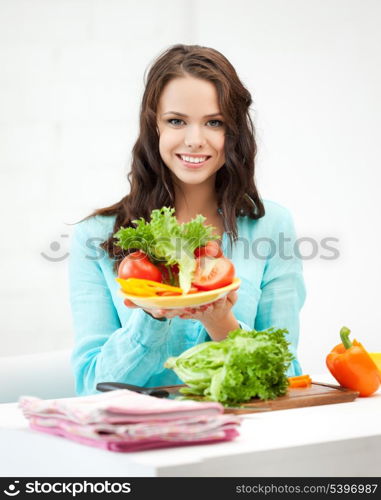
left=178, top=290, right=238, bottom=322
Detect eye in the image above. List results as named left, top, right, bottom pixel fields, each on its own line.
left=167, top=118, right=184, bottom=126
left=207, top=119, right=224, bottom=128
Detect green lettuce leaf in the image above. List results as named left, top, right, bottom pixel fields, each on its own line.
left=164, top=327, right=294, bottom=404
left=113, top=207, right=219, bottom=293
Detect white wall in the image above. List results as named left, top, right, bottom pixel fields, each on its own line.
left=1, top=0, right=380, bottom=376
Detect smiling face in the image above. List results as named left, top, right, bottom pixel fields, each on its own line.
left=156, top=75, right=226, bottom=188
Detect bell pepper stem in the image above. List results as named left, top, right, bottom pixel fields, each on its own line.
left=340, top=326, right=352, bottom=349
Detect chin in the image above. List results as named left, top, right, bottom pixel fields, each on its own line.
left=176, top=170, right=211, bottom=183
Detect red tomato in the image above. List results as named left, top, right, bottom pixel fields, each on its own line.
left=118, top=251, right=162, bottom=282
left=194, top=240, right=223, bottom=258
left=191, top=256, right=235, bottom=291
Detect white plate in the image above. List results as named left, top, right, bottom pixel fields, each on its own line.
left=117, top=278, right=241, bottom=309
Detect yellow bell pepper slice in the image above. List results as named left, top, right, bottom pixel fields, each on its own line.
left=116, top=278, right=183, bottom=297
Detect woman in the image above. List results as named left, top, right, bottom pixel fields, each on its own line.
left=69, top=44, right=306, bottom=396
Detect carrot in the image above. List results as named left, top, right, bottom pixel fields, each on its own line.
left=151, top=286, right=200, bottom=296
left=288, top=374, right=312, bottom=388
left=156, top=291, right=183, bottom=296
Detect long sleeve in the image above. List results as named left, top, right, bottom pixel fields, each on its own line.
left=254, top=207, right=306, bottom=376
left=68, top=219, right=175, bottom=395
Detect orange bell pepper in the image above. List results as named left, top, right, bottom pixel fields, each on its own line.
left=326, top=326, right=381, bottom=397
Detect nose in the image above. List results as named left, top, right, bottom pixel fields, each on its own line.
left=184, top=125, right=206, bottom=149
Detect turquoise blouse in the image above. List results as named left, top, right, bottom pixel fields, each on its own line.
left=69, top=199, right=306, bottom=395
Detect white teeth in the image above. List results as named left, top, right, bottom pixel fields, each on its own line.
left=180, top=155, right=208, bottom=163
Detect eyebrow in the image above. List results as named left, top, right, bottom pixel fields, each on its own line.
left=161, top=111, right=223, bottom=118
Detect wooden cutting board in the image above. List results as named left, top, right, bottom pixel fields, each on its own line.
left=161, top=381, right=359, bottom=414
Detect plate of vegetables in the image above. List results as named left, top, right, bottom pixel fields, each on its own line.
left=114, top=207, right=240, bottom=309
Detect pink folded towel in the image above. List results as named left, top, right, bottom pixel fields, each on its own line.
left=19, top=389, right=241, bottom=452
left=19, top=389, right=224, bottom=423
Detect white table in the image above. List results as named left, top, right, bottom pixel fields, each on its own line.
left=1, top=374, right=380, bottom=477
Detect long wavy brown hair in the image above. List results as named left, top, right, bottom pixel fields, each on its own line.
left=77, top=43, right=265, bottom=273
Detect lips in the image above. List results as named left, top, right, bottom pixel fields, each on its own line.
left=176, top=154, right=212, bottom=159
left=176, top=154, right=211, bottom=160
left=176, top=154, right=211, bottom=168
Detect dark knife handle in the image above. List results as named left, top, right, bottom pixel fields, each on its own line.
left=96, top=382, right=169, bottom=398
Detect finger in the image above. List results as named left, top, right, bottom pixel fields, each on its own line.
left=229, top=291, right=238, bottom=304
left=195, top=303, right=210, bottom=313
left=142, top=307, right=169, bottom=318
left=179, top=307, right=196, bottom=318
left=155, top=308, right=177, bottom=319
left=199, top=304, right=209, bottom=312
left=179, top=313, right=192, bottom=319
left=143, top=308, right=160, bottom=318
left=124, top=299, right=138, bottom=308
left=213, top=297, right=225, bottom=305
